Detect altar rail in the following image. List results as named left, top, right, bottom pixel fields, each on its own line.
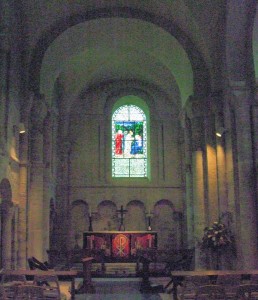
left=47, top=248, right=195, bottom=276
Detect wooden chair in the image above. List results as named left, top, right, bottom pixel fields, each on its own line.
left=178, top=275, right=210, bottom=299
left=194, top=284, right=227, bottom=300
left=1, top=273, right=26, bottom=284
left=216, top=274, right=242, bottom=299
left=14, top=284, right=45, bottom=299
left=0, top=285, right=7, bottom=300
left=1, top=273, right=27, bottom=298
left=250, top=275, right=258, bottom=285
left=33, top=274, right=61, bottom=300
left=235, top=284, right=258, bottom=299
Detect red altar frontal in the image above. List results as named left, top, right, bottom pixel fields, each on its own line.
left=83, top=231, right=157, bottom=261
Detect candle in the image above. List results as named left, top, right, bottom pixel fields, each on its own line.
left=89, top=206, right=92, bottom=217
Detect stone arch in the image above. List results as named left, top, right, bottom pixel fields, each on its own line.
left=152, top=199, right=182, bottom=250
left=94, top=200, right=118, bottom=231
left=125, top=200, right=146, bottom=231
left=70, top=200, right=89, bottom=248
left=0, top=178, right=14, bottom=269
left=28, top=7, right=210, bottom=98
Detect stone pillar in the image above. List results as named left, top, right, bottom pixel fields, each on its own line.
left=0, top=0, right=10, bottom=156
left=42, top=111, right=55, bottom=256
left=252, top=103, right=258, bottom=211
left=212, top=96, right=228, bottom=214
left=18, top=92, right=34, bottom=268
left=28, top=94, right=47, bottom=261
left=185, top=97, right=207, bottom=269
left=180, top=112, right=194, bottom=247
left=229, top=81, right=258, bottom=269
left=2, top=202, right=13, bottom=269
left=55, top=136, right=72, bottom=251
left=204, top=108, right=219, bottom=224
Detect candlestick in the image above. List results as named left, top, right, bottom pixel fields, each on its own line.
left=148, top=216, right=152, bottom=231
left=88, top=215, right=93, bottom=231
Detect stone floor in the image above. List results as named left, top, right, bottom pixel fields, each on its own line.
left=60, top=277, right=172, bottom=300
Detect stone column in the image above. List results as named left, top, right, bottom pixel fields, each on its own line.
left=0, top=0, right=10, bottom=156
left=252, top=103, right=258, bottom=211
left=185, top=96, right=207, bottom=269
left=2, top=202, right=13, bottom=269
left=180, top=112, right=194, bottom=247
left=18, top=92, right=34, bottom=268
left=212, top=96, right=228, bottom=214
left=28, top=94, right=47, bottom=261
left=55, top=136, right=72, bottom=251
left=229, top=81, right=258, bottom=269
left=204, top=107, right=219, bottom=224
left=42, top=110, right=56, bottom=257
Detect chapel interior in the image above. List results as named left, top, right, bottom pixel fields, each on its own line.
left=0, top=0, right=258, bottom=281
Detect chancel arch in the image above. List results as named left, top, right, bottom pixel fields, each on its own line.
left=124, top=200, right=146, bottom=231
left=70, top=200, right=90, bottom=248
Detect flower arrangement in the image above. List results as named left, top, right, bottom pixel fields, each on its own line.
left=200, top=221, right=234, bottom=252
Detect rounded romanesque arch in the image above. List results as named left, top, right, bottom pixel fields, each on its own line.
left=70, top=200, right=89, bottom=248
left=28, top=7, right=210, bottom=100
left=125, top=200, right=146, bottom=231
left=94, top=200, right=118, bottom=231
left=152, top=199, right=183, bottom=250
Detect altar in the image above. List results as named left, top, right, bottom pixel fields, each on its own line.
left=83, top=231, right=157, bottom=261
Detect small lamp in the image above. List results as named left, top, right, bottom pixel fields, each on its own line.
left=19, top=123, right=26, bottom=134
left=216, top=127, right=226, bottom=137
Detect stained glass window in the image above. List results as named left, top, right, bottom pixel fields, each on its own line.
left=112, top=105, right=147, bottom=177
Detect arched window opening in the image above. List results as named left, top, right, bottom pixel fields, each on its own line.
left=112, top=105, right=147, bottom=177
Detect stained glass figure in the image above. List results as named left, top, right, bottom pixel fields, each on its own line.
left=112, top=105, right=147, bottom=177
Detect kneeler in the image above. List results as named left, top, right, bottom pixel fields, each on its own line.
left=76, top=257, right=95, bottom=294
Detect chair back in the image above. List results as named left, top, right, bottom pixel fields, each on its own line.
left=0, top=285, right=7, bottom=300
left=250, top=274, right=258, bottom=284
left=194, top=284, right=227, bottom=300
left=179, top=275, right=210, bottom=299
left=1, top=273, right=26, bottom=284
left=15, top=284, right=45, bottom=299
left=216, top=274, right=242, bottom=298
left=1, top=273, right=27, bottom=298
left=216, top=274, right=242, bottom=285
left=33, top=274, right=61, bottom=300
left=235, top=284, right=258, bottom=299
